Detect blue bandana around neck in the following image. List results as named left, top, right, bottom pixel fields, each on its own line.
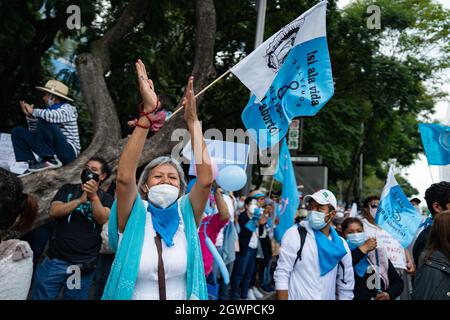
left=347, top=242, right=369, bottom=277
left=49, top=102, right=65, bottom=110
left=313, top=227, right=348, bottom=276
left=147, top=200, right=180, bottom=247
left=419, top=217, right=433, bottom=229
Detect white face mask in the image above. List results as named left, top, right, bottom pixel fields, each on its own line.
left=369, top=207, right=378, bottom=218
left=46, top=96, right=55, bottom=107
left=146, top=184, right=179, bottom=209
left=247, top=200, right=258, bottom=215
left=307, top=210, right=330, bottom=230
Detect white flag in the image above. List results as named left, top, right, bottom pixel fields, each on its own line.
left=231, top=1, right=328, bottom=101
left=349, top=202, right=358, bottom=218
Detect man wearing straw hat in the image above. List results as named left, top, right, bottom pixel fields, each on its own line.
left=11, top=80, right=80, bottom=175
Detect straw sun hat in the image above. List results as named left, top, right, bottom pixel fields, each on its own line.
left=35, top=80, right=73, bottom=102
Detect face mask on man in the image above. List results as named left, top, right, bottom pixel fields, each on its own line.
left=248, top=204, right=258, bottom=215
left=307, top=210, right=331, bottom=230
left=81, top=168, right=99, bottom=184
left=146, top=183, right=179, bottom=209
left=346, top=232, right=366, bottom=247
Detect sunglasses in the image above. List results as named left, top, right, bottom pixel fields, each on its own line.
left=370, top=203, right=378, bottom=209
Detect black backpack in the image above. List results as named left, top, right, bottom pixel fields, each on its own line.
left=293, top=224, right=347, bottom=284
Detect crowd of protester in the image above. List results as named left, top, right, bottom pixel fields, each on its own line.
left=1, top=64, right=449, bottom=301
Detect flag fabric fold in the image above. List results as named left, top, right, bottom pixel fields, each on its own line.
left=375, top=166, right=423, bottom=248
left=236, top=1, right=334, bottom=148
left=273, top=139, right=300, bottom=242
left=419, top=123, right=450, bottom=165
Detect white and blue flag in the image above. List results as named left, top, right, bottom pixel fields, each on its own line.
left=273, top=139, right=300, bottom=242
left=232, top=1, right=334, bottom=149
left=375, top=166, right=423, bottom=248
left=419, top=123, right=450, bottom=166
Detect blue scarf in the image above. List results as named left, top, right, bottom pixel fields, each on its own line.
left=419, top=217, right=433, bottom=229
left=348, top=243, right=369, bottom=277
left=49, top=102, right=64, bottom=110
left=313, top=227, right=348, bottom=276
left=102, top=194, right=208, bottom=300
left=147, top=200, right=180, bottom=247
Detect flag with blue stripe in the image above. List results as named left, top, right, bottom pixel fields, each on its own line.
left=233, top=1, right=334, bottom=148
left=375, top=166, right=423, bottom=248
left=273, top=139, right=300, bottom=242
left=419, top=123, right=450, bottom=165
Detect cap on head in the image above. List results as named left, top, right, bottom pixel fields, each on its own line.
left=248, top=189, right=266, bottom=199
left=304, top=189, right=337, bottom=210
left=36, top=80, right=73, bottom=102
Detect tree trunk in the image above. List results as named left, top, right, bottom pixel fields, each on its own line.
left=20, top=0, right=217, bottom=234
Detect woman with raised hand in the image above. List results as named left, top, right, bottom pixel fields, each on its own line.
left=102, top=59, right=213, bottom=300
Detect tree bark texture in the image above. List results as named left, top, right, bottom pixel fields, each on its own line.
left=20, top=0, right=217, bottom=234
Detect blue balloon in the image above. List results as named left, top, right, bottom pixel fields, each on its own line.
left=205, top=236, right=230, bottom=284
left=216, top=165, right=247, bottom=192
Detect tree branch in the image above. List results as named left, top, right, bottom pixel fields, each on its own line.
left=92, top=0, right=150, bottom=73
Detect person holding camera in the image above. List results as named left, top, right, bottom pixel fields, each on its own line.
left=31, top=157, right=113, bottom=300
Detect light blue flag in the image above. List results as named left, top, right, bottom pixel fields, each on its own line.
left=419, top=123, right=450, bottom=165
left=273, top=139, right=300, bottom=243
left=235, top=2, right=334, bottom=149
left=375, top=166, right=423, bottom=248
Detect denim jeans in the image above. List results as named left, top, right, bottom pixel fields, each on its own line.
left=11, top=118, right=76, bottom=164
left=32, top=257, right=95, bottom=300
left=21, top=223, right=52, bottom=272
left=92, top=254, right=115, bottom=300
left=263, top=256, right=273, bottom=286
left=212, top=252, right=235, bottom=300
left=230, top=248, right=256, bottom=300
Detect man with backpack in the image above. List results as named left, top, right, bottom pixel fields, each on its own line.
left=274, top=189, right=355, bottom=300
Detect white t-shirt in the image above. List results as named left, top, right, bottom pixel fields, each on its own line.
left=118, top=201, right=187, bottom=300
left=248, top=230, right=259, bottom=249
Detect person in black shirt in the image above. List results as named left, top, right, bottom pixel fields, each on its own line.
left=342, top=217, right=404, bottom=300
left=31, top=157, right=113, bottom=300
left=413, top=182, right=450, bottom=268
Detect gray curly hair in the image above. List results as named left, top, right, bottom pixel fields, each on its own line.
left=137, top=156, right=187, bottom=198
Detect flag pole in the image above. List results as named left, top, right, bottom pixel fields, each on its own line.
left=374, top=248, right=382, bottom=293
left=166, top=69, right=232, bottom=120
left=428, top=165, right=435, bottom=184
left=268, top=176, right=275, bottom=198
